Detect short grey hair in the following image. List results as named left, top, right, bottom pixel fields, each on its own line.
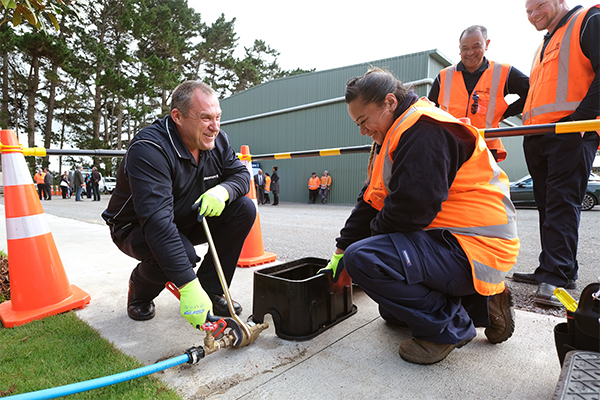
left=171, top=81, right=216, bottom=117
left=459, top=25, right=488, bottom=42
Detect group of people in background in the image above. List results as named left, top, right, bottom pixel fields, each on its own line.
left=426, top=3, right=599, bottom=309
left=254, top=166, right=279, bottom=205
left=34, top=165, right=104, bottom=202
left=307, top=170, right=332, bottom=204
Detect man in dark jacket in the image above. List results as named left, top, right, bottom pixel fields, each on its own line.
left=44, top=168, right=52, bottom=200
left=102, top=81, right=255, bottom=330
left=73, top=166, right=84, bottom=201
left=91, top=167, right=101, bottom=201
left=254, top=169, right=265, bottom=205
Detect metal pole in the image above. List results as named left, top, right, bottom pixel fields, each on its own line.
left=9, top=119, right=599, bottom=161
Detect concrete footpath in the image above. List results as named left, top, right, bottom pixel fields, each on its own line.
left=0, top=202, right=565, bottom=400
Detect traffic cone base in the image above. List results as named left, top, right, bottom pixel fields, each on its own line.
left=237, top=252, right=277, bottom=268
left=0, top=286, right=89, bottom=328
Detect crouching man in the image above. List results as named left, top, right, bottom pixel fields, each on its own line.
left=102, top=81, right=255, bottom=330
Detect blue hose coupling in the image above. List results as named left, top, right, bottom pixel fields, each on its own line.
left=185, top=346, right=205, bottom=364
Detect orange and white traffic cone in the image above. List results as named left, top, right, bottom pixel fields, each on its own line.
left=236, top=145, right=277, bottom=267
left=0, top=129, right=90, bottom=328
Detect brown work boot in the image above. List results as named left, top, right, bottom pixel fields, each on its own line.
left=485, top=287, right=515, bottom=344
left=398, top=337, right=472, bottom=365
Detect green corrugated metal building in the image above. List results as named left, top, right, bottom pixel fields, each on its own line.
left=221, top=49, right=527, bottom=204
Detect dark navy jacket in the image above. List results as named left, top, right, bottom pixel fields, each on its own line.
left=102, top=115, right=250, bottom=282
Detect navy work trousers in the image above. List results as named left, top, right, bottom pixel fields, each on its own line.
left=344, top=229, right=488, bottom=345
left=523, top=131, right=599, bottom=287
left=114, top=196, right=255, bottom=301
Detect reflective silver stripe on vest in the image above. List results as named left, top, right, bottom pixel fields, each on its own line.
left=441, top=66, right=455, bottom=111
left=525, top=9, right=583, bottom=122
left=429, top=152, right=518, bottom=241
left=473, top=260, right=505, bottom=284
left=381, top=106, right=420, bottom=193
left=485, top=62, right=504, bottom=128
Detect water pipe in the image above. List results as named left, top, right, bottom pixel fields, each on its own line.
left=5, top=347, right=204, bottom=400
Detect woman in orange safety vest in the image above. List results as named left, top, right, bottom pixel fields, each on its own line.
left=319, top=67, right=519, bottom=365
left=263, top=173, right=271, bottom=204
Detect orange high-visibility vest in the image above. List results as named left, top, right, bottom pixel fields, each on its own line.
left=34, top=172, right=46, bottom=185
left=363, top=98, right=519, bottom=296
left=308, top=176, right=320, bottom=190
left=437, top=61, right=511, bottom=161
left=265, top=175, right=271, bottom=192
left=320, top=175, right=331, bottom=189
left=523, top=6, right=599, bottom=125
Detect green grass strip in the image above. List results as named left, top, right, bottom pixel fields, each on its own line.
left=0, top=311, right=183, bottom=399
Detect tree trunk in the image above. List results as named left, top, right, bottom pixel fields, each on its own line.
left=43, top=63, right=58, bottom=167
left=26, top=56, right=40, bottom=170
left=1, top=52, right=9, bottom=129
left=116, top=97, right=123, bottom=150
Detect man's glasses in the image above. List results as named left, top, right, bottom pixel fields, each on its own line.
left=471, top=92, right=479, bottom=114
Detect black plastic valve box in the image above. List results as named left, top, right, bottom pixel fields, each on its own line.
left=251, top=257, right=357, bottom=341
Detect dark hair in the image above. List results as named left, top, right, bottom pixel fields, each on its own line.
left=346, top=68, right=411, bottom=183
left=272, top=166, right=278, bottom=171
left=345, top=67, right=411, bottom=111
left=459, top=25, right=488, bottom=42
left=171, top=81, right=216, bottom=117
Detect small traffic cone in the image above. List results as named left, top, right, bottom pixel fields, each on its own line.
left=0, top=129, right=90, bottom=328
left=236, top=145, right=277, bottom=267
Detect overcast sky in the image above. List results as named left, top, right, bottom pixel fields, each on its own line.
left=190, top=0, right=598, bottom=78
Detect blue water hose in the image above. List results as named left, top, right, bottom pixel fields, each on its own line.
left=5, top=347, right=204, bottom=400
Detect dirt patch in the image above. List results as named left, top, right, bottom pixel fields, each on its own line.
left=0, top=255, right=9, bottom=302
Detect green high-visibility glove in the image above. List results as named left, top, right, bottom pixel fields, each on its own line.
left=318, top=252, right=344, bottom=283
left=179, top=278, right=212, bottom=330
left=192, top=185, right=230, bottom=221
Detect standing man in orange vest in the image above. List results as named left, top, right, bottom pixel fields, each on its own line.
left=34, top=168, right=48, bottom=200
left=308, top=172, right=320, bottom=204
left=428, top=25, right=530, bottom=162
left=319, top=170, right=332, bottom=204
left=512, top=1, right=599, bottom=307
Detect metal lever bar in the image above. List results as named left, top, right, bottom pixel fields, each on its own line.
left=201, top=218, right=253, bottom=346
left=592, top=276, right=600, bottom=301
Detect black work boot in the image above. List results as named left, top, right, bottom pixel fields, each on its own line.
left=207, top=292, right=242, bottom=317
left=127, top=279, right=156, bottom=321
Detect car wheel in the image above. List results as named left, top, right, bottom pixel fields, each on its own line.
left=581, top=192, right=596, bottom=211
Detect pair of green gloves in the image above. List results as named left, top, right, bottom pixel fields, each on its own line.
left=180, top=185, right=229, bottom=330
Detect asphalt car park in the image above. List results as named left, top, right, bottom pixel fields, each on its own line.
left=510, top=172, right=600, bottom=211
